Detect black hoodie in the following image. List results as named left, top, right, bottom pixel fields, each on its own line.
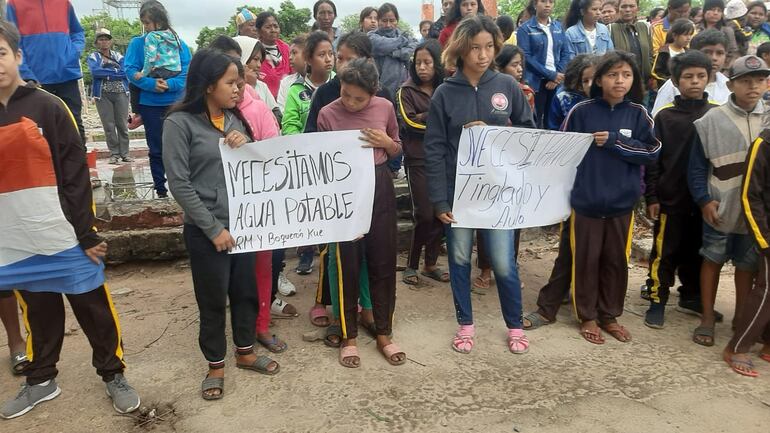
left=645, top=94, right=718, bottom=214
left=424, top=69, right=536, bottom=215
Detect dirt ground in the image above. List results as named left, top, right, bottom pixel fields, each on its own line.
left=1, top=232, right=769, bottom=433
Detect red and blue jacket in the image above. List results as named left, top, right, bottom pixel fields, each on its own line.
left=563, top=98, right=661, bottom=218
left=5, top=0, right=85, bottom=85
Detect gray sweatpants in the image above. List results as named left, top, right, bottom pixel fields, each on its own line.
left=94, top=91, right=130, bottom=158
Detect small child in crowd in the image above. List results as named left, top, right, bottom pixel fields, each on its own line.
left=652, top=18, right=695, bottom=86
left=643, top=51, right=719, bottom=329
left=653, top=29, right=731, bottom=116
left=277, top=34, right=308, bottom=112
left=548, top=53, right=596, bottom=130
left=688, top=55, right=769, bottom=348
left=562, top=50, right=660, bottom=344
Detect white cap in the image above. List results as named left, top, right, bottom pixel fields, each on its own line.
left=724, top=0, right=748, bottom=20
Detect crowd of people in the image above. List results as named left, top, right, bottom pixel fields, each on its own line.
left=1, top=0, right=770, bottom=421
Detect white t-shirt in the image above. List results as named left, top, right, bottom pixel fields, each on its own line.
left=651, top=72, right=730, bottom=116
left=255, top=80, right=278, bottom=112
left=586, top=27, right=597, bottom=51
left=276, top=72, right=301, bottom=112
left=538, top=19, right=556, bottom=71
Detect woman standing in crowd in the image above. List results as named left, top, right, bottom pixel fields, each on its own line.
left=426, top=15, right=535, bottom=355
left=359, top=7, right=379, bottom=32
left=125, top=0, right=190, bottom=198
left=317, top=59, right=404, bottom=368
left=312, top=1, right=340, bottom=49
left=255, top=11, right=291, bottom=97
left=430, top=0, right=455, bottom=39
left=562, top=51, right=660, bottom=344
left=517, top=0, right=574, bottom=128
left=439, top=0, right=485, bottom=47
left=564, top=0, right=615, bottom=55
left=398, top=39, right=448, bottom=286
left=743, top=1, right=770, bottom=55
left=651, top=0, right=692, bottom=54
left=698, top=0, right=739, bottom=67
left=610, top=0, right=653, bottom=102
left=87, top=28, right=131, bottom=165
left=369, top=3, right=417, bottom=97
left=601, top=0, right=619, bottom=24
left=163, top=49, right=279, bottom=400
left=690, top=6, right=703, bottom=25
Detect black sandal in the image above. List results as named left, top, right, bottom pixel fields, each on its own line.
left=324, top=324, right=342, bottom=348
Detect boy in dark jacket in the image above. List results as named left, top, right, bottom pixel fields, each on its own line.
left=643, top=51, right=720, bottom=328
left=0, top=20, right=139, bottom=419
left=723, top=127, right=770, bottom=377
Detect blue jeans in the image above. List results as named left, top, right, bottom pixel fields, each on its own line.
left=446, top=227, right=523, bottom=328
left=138, top=104, right=169, bottom=194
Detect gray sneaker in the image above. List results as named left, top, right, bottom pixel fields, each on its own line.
left=121, top=156, right=134, bottom=163
left=108, top=156, right=121, bottom=165
left=1, top=380, right=61, bottom=419
left=105, top=374, right=140, bottom=414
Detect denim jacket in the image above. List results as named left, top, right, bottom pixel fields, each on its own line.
left=516, top=17, right=575, bottom=90
left=565, top=21, right=614, bottom=55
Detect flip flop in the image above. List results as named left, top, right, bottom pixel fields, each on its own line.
left=523, top=312, right=553, bottom=330
left=256, top=335, right=288, bottom=353
left=10, top=351, right=29, bottom=375
left=201, top=376, right=224, bottom=400
left=236, top=355, right=280, bottom=375
left=378, top=343, right=406, bottom=366
left=402, top=268, right=419, bottom=285
left=308, top=304, right=329, bottom=327
left=580, top=325, right=605, bottom=345
left=692, top=325, right=715, bottom=347
left=271, top=298, right=298, bottom=318
left=472, top=275, right=490, bottom=290
left=760, top=353, right=770, bottom=363
left=421, top=268, right=450, bottom=283
left=723, top=352, right=759, bottom=377
left=324, top=324, right=342, bottom=348
left=601, top=322, right=632, bottom=343
left=339, top=345, right=360, bottom=368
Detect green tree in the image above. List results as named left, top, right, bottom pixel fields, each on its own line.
left=79, top=12, right=143, bottom=86
left=195, top=26, right=230, bottom=49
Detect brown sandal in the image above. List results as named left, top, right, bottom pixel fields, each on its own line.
left=601, top=322, right=632, bottom=342
left=580, top=322, right=605, bottom=345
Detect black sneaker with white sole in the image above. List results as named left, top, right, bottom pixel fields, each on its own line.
left=0, top=380, right=61, bottom=419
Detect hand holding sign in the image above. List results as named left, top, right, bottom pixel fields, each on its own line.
left=451, top=126, right=592, bottom=230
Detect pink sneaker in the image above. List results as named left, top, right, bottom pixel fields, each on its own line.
left=128, top=114, right=143, bottom=130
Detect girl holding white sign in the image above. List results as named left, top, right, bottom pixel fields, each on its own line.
left=424, top=15, right=536, bottom=355
left=317, top=58, right=404, bottom=368
left=163, top=49, right=280, bottom=400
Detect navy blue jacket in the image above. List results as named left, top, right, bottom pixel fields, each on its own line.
left=516, top=17, right=574, bottom=90
left=564, top=98, right=661, bottom=218
left=424, top=69, right=536, bottom=215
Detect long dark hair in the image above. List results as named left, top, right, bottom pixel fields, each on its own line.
left=140, top=0, right=172, bottom=31
left=448, top=0, right=486, bottom=25
left=495, top=44, right=525, bottom=71
left=311, top=0, right=337, bottom=30
left=589, top=50, right=644, bottom=103
left=409, top=39, right=445, bottom=88
left=338, top=31, right=373, bottom=58
left=563, top=54, right=596, bottom=93
left=565, top=0, right=599, bottom=29
left=303, top=30, right=332, bottom=74
left=168, top=48, right=252, bottom=138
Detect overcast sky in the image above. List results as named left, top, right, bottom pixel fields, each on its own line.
left=71, top=0, right=428, bottom=47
